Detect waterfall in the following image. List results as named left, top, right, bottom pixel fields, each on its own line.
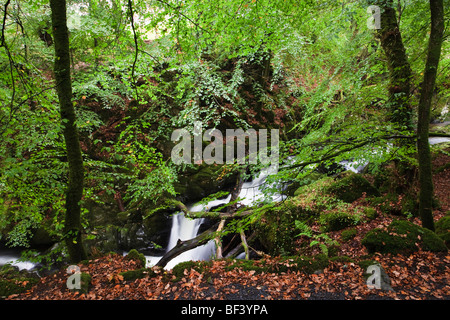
left=146, top=169, right=285, bottom=269
left=0, top=249, right=36, bottom=271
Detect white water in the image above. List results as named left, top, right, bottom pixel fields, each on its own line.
left=429, top=137, right=450, bottom=145
left=0, top=249, right=36, bottom=271
left=146, top=169, right=285, bottom=269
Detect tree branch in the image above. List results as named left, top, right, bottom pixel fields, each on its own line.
left=127, top=0, right=139, bottom=99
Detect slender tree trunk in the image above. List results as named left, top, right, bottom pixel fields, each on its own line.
left=417, top=0, right=444, bottom=231
left=50, top=0, right=87, bottom=262
left=375, top=0, right=412, bottom=130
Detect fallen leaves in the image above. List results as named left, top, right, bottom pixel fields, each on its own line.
left=5, top=248, right=448, bottom=301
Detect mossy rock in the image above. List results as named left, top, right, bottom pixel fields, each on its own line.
left=370, top=193, right=402, bottom=215
left=286, top=254, right=330, bottom=274
left=363, top=207, right=379, bottom=220
left=326, top=173, right=380, bottom=203
left=330, top=255, right=354, bottom=263
left=341, top=228, right=357, bottom=242
left=362, top=220, right=448, bottom=254
left=125, top=249, right=147, bottom=267
left=174, top=164, right=239, bottom=202
left=435, top=215, right=450, bottom=247
left=255, top=201, right=312, bottom=256
left=119, top=267, right=160, bottom=281
left=0, top=265, right=39, bottom=298
left=320, top=212, right=359, bottom=232
left=172, top=261, right=212, bottom=281
left=290, top=173, right=325, bottom=196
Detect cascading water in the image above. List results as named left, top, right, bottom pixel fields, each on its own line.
left=0, top=249, right=36, bottom=271
left=146, top=168, right=285, bottom=269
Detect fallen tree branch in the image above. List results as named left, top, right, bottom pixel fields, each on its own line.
left=155, top=222, right=219, bottom=269
left=168, top=199, right=253, bottom=220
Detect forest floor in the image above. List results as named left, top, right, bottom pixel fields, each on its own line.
left=5, top=153, right=450, bottom=301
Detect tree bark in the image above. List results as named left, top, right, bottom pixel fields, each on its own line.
left=375, top=0, right=412, bottom=130
left=50, top=0, right=87, bottom=263
left=417, top=0, right=444, bottom=231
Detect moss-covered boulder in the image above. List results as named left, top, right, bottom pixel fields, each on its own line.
left=341, top=228, right=357, bottom=242
left=435, top=215, right=450, bottom=247
left=119, top=267, right=160, bottom=281
left=172, top=260, right=212, bottom=281
left=326, top=172, right=380, bottom=203
left=125, top=249, right=147, bottom=267
left=255, top=200, right=312, bottom=256
left=0, top=265, right=40, bottom=298
left=174, top=164, right=239, bottom=202
left=362, top=220, right=448, bottom=254
left=320, top=212, right=359, bottom=232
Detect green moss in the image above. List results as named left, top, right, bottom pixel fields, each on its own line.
left=172, top=261, right=212, bottom=281
left=363, top=207, right=379, bottom=220
left=341, top=228, right=357, bottom=241
left=330, top=255, right=354, bottom=263
left=125, top=249, right=146, bottom=267
left=119, top=268, right=159, bottom=281
left=0, top=265, right=39, bottom=298
left=291, top=173, right=325, bottom=196
left=370, top=193, right=402, bottom=215
left=435, top=215, right=450, bottom=246
left=224, top=259, right=269, bottom=273
left=358, top=259, right=378, bottom=271
left=325, top=173, right=380, bottom=203
left=256, top=200, right=312, bottom=256
left=362, top=220, right=448, bottom=254
left=290, top=254, right=329, bottom=274
left=320, top=212, right=359, bottom=232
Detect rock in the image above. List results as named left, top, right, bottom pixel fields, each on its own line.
left=174, top=164, right=239, bottom=203
left=362, top=220, right=448, bottom=254
left=325, top=172, right=380, bottom=203
left=124, top=249, right=146, bottom=267
left=0, top=264, right=40, bottom=298
left=320, top=211, right=359, bottom=232
left=435, top=214, right=450, bottom=247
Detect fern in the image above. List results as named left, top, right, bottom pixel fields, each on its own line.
left=295, top=220, right=338, bottom=256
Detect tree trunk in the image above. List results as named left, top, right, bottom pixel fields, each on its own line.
left=375, top=0, right=412, bottom=130
left=417, top=0, right=444, bottom=231
left=50, top=0, right=87, bottom=263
